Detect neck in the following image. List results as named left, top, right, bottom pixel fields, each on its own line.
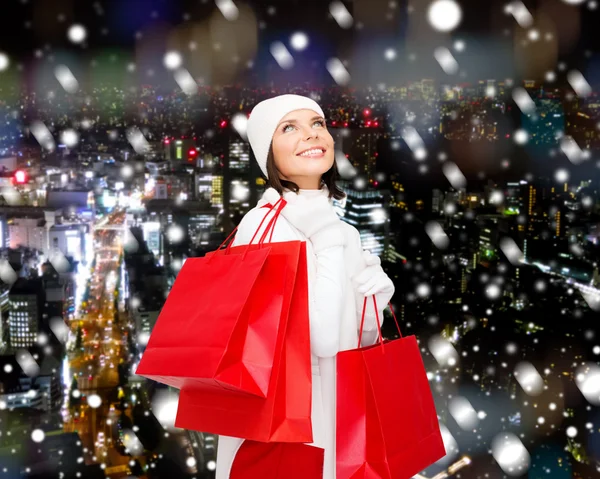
left=292, top=184, right=329, bottom=198
left=280, top=176, right=322, bottom=190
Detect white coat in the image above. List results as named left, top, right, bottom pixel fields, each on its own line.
left=215, top=186, right=391, bottom=479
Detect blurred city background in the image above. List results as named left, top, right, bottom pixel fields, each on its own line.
left=1, top=0, right=600, bottom=477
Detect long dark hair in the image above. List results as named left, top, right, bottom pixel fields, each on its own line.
left=264, top=144, right=346, bottom=200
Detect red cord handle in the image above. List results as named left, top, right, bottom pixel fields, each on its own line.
left=357, top=296, right=401, bottom=350
left=219, top=200, right=402, bottom=352
left=206, top=198, right=286, bottom=263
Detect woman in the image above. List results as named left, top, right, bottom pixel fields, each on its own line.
left=216, top=94, right=395, bottom=478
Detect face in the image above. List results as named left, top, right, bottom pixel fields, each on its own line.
left=271, top=109, right=335, bottom=189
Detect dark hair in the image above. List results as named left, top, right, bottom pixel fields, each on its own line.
left=265, top=144, right=346, bottom=200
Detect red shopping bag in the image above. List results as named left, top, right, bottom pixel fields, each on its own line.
left=136, top=199, right=294, bottom=398
left=337, top=296, right=446, bottom=479
left=230, top=441, right=324, bottom=479
left=174, top=211, right=313, bottom=442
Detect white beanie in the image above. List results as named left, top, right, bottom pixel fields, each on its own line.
left=247, top=94, right=325, bottom=179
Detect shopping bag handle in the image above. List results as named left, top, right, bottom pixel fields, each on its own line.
left=207, top=197, right=286, bottom=263
left=357, top=296, right=402, bottom=350
left=256, top=198, right=286, bottom=245
left=239, top=197, right=287, bottom=260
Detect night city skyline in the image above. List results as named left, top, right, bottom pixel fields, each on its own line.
left=1, top=0, right=600, bottom=478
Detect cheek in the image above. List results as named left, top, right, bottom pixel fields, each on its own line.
left=272, top=137, right=297, bottom=171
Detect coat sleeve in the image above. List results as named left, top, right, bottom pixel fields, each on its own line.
left=232, top=206, right=346, bottom=358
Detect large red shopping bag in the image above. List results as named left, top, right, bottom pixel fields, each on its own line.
left=337, top=296, right=446, bottom=479
left=136, top=198, right=295, bottom=398
left=174, top=235, right=313, bottom=443
left=230, top=441, right=324, bottom=479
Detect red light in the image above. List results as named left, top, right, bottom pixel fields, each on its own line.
left=364, top=109, right=370, bottom=116
left=220, top=120, right=227, bottom=128
left=331, top=121, right=336, bottom=126
left=374, top=121, right=378, bottom=127
left=188, top=149, right=197, bottom=156
left=164, top=139, right=170, bottom=145
left=344, top=122, right=348, bottom=127
left=366, top=121, right=371, bottom=127
left=14, top=170, right=26, bottom=184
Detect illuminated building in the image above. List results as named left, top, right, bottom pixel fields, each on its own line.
left=504, top=181, right=526, bottom=214
left=227, top=139, right=252, bottom=217
left=432, top=189, right=443, bottom=214
left=476, top=216, right=506, bottom=264
left=528, top=184, right=536, bottom=217
left=0, top=286, right=8, bottom=348
left=330, top=127, right=382, bottom=185
left=164, top=138, right=196, bottom=162
left=49, top=224, right=88, bottom=264
left=336, top=181, right=389, bottom=256
left=8, top=278, right=44, bottom=349
left=0, top=353, right=62, bottom=411
left=143, top=222, right=161, bottom=258
left=8, top=217, right=48, bottom=253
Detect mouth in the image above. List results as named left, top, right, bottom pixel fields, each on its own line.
left=296, top=147, right=327, bottom=158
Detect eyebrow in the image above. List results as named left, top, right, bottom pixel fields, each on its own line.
left=276, top=115, right=325, bottom=129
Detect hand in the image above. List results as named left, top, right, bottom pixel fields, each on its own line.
left=361, top=250, right=381, bottom=268
left=351, top=251, right=395, bottom=312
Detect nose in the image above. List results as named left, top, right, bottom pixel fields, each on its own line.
left=302, top=126, right=319, bottom=140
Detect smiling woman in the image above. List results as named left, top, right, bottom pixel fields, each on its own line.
left=271, top=109, right=334, bottom=187
left=212, top=94, right=395, bottom=479
left=260, top=106, right=346, bottom=199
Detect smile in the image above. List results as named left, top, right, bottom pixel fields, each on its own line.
left=297, top=148, right=326, bottom=158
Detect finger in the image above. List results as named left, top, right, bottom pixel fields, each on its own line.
left=357, top=277, right=378, bottom=294
left=363, top=287, right=378, bottom=297
left=364, top=280, right=384, bottom=297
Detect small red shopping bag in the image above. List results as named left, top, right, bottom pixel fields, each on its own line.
left=174, top=204, right=313, bottom=443
left=136, top=199, right=295, bottom=398
left=336, top=296, right=446, bottom=479
left=230, top=441, right=324, bottom=479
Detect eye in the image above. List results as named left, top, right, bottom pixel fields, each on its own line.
left=282, top=124, right=294, bottom=133
left=313, top=119, right=325, bottom=127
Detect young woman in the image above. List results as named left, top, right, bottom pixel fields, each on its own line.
left=216, top=94, right=395, bottom=478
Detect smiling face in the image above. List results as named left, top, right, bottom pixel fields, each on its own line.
left=270, top=109, right=335, bottom=189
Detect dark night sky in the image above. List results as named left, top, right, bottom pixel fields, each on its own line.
left=1, top=1, right=600, bottom=184
left=0, top=0, right=598, bottom=66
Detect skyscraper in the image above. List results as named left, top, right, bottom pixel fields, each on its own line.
left=8, top=278, right=45, bottom=350
left=336, top=181, right=389, bottom=256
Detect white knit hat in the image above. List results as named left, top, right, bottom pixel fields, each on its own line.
left=247, top=94, right=325, bottom=179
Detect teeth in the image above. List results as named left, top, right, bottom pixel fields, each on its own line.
left=299, top=148, right=324, bottom=157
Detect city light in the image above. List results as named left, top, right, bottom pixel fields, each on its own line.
left=0, top=4, right=598, bottom=477
left=13, top=170, right=27, bottom=184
